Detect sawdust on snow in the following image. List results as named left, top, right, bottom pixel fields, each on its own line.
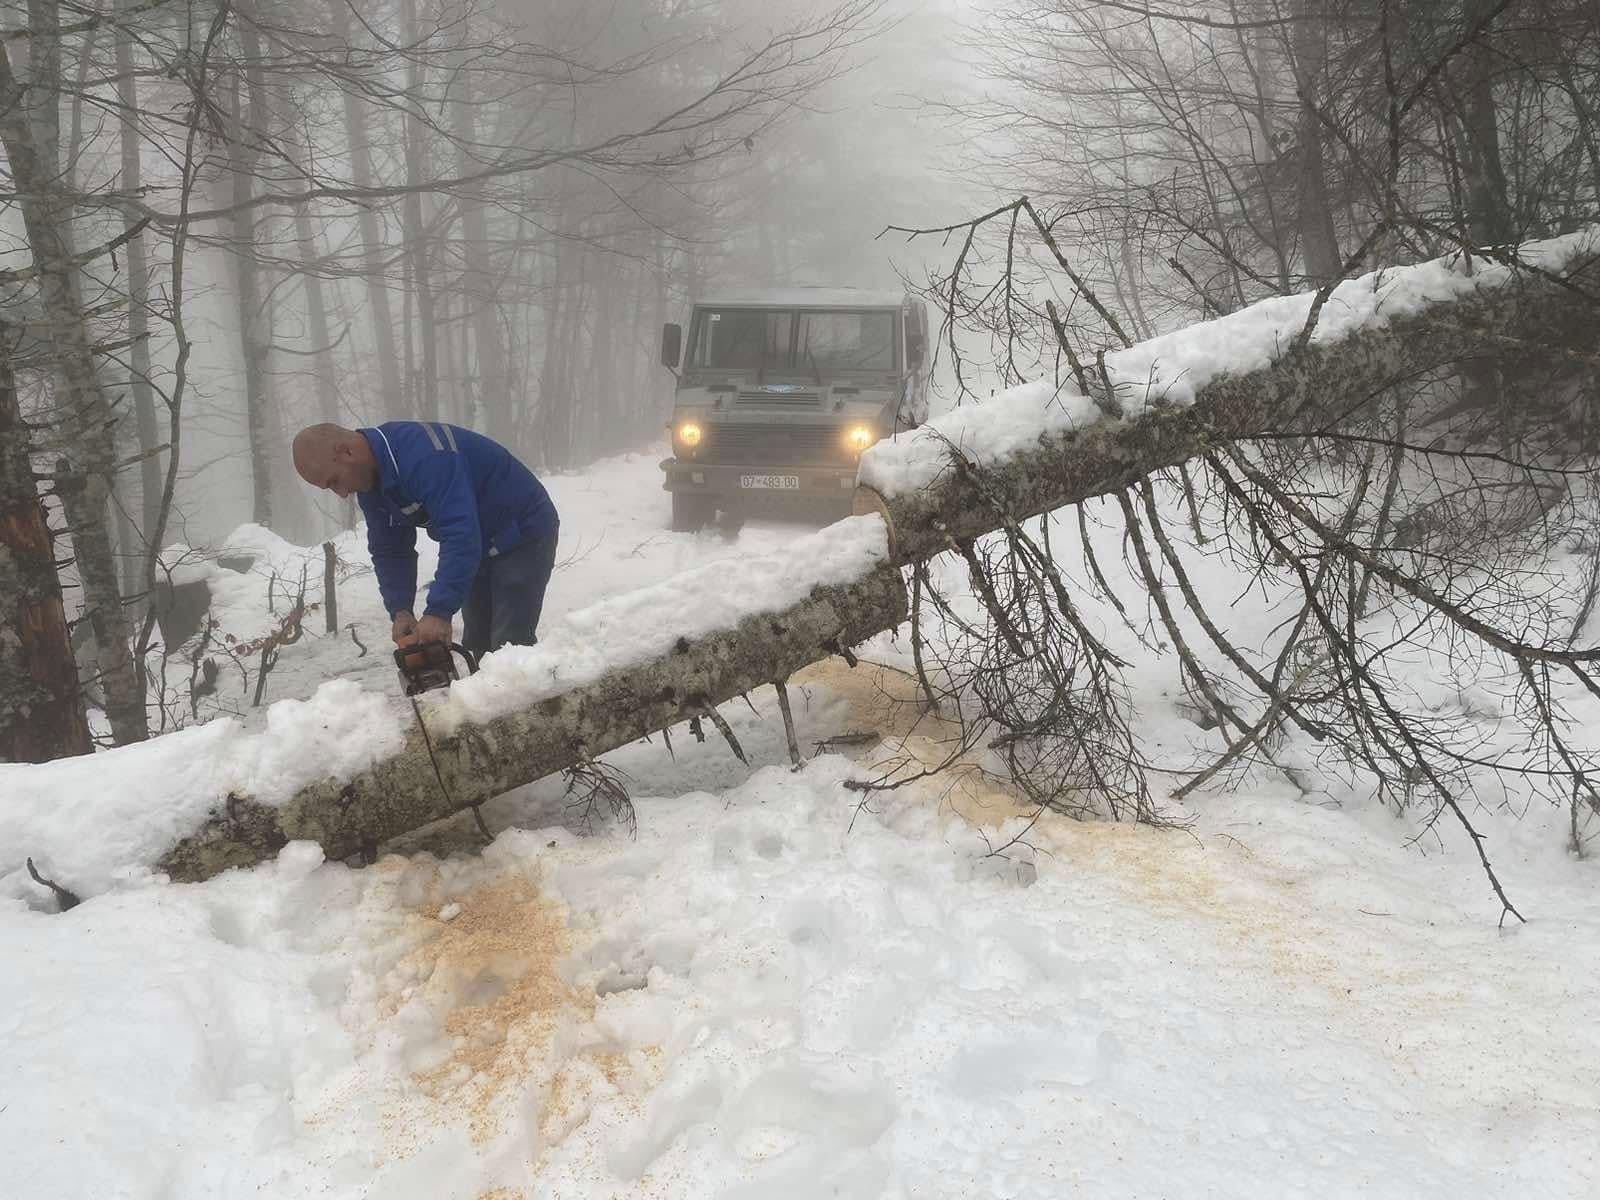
left=364, top=860, right=659, bottom=1167
left=793, top=656, right=1350, bottom=991
left=407, top=870, right=583, bottom=1139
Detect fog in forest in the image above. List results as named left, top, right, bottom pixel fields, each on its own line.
left=10, top=0, right=1600, bottom=659
left=3, top=0, right=987, bottom=559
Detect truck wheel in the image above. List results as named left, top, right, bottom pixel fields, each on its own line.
left=670, top=492, right=717, bottom=532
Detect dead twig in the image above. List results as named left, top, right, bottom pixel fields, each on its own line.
left=26, top=858, right=80, bottom=911
left=564, top=756, right=638, bottom=838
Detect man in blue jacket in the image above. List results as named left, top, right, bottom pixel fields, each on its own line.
left=292, top=421, right=559, bottom=655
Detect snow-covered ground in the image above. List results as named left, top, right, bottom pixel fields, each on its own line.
left=3, top=443, right=1598, bottom=1198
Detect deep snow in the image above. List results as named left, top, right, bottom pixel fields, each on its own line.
left=3, top=444, right=1598, bottom=1199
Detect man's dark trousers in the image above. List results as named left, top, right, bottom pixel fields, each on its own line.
left=459, top=524, right=559, bottom=657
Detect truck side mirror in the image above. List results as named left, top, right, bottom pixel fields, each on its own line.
left=907, top=331, right=925, bottom=367
left=661, top=322, right=682, bottom=369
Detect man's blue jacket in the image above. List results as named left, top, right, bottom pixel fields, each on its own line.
left=357, top=421, right=558, bottom=620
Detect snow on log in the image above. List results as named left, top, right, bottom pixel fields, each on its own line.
left=1, top=518, right=901, bottom=891
left=856, top=232, right=1600, bottom=562
left=155, top=542, right=907, bottom=882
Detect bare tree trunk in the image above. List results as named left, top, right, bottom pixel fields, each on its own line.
left=1459, top=0, right=1513, bottom=245
left=1446, top=0, right=1512, bottom=439
left=592, top=256, right=621, bottom=456
left=0, top=342, right=91, bottom=762
left=452, top=58, right=510, bottom=436
left=335, top=4, right=404, bottom=417
left=400, top=236, right=415, bottom=416
left=293, top=203, right=341, bottom=426
left=1292, top=0, right=1341, bottom=281
left=0, top=9, right=146, bottom=745
left=400, top=0, right=440, bottom=421
left=535, top=243, right=570, bottom=467
left=225, top=15, right=273, bottom=526
left=114, top=0, right=164, bottom=546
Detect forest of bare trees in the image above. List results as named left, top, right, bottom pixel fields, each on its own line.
left=2, top=0, right=943, bottom=758
left=947, top=0, right=1600, bottom=387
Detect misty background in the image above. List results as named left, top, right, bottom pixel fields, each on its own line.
left=4, top=0, right=984, bottom=562
left=9, top=0, right=1599, bottom=629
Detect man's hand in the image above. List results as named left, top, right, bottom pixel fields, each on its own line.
left=416, top=613, right=452, bottom=644
left=391, top=610, right=417, bottom=645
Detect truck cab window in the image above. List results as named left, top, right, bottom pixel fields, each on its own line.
left=797, top=311, right=896, bottom=371
left=692, top=310, right=793, bottom=369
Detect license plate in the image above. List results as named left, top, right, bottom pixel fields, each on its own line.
left=739, top=474, right=800, bottom=490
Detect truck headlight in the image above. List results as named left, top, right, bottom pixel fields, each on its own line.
left=846, top=424, right=876, bottom=452
left=675, top=421, right=703, bottom=448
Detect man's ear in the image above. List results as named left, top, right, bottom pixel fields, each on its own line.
left=332, top=441, right=353, bottom=462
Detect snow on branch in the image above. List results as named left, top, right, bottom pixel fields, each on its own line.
left=859, top=227, right=1600, bottom=562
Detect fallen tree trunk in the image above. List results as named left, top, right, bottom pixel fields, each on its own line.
left=856, top=260, right=1600, bottom=563
left=150, top=244, right=1600, bottom=883
left=159, top=564, right=907, bottom=881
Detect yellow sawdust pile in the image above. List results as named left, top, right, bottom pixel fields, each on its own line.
left=403, top=868, right=590, bottom=1142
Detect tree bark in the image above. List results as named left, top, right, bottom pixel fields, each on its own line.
left=0, top=9, right=147, bottom=746
left=0, top=343, right=92, bottom=762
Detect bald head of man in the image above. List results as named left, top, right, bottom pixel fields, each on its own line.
left=292, top=423, right=380, bottom=500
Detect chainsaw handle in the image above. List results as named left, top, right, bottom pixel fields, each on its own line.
left=448, top=642, right=479, bottom=675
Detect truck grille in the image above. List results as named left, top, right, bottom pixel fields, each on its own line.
left=736, top=390, right=820, bottom=409
left=702, top=423, right=853, bottom=466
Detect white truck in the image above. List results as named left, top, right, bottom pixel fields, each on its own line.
left=658, top=288, right=931, bottom=531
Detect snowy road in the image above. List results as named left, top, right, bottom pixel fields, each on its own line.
left=3, top=447, right=1598, bottom=1199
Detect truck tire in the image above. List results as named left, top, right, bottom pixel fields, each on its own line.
left=670, top=492, right=717, bottom=532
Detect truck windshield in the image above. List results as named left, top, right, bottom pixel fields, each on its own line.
left=797, top=311, right=895, bottom=370
left=690, top=308, right=897, bottom=371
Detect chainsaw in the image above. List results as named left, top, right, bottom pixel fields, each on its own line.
left=393, top=638, right=479, bottom=696
left=393, top=637, right=483, bottom=834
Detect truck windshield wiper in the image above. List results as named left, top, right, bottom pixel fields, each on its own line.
left=803, top=341, right=823, bottom=386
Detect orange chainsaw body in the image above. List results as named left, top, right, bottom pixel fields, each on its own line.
left=393, top=637, right=478, bottom=696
